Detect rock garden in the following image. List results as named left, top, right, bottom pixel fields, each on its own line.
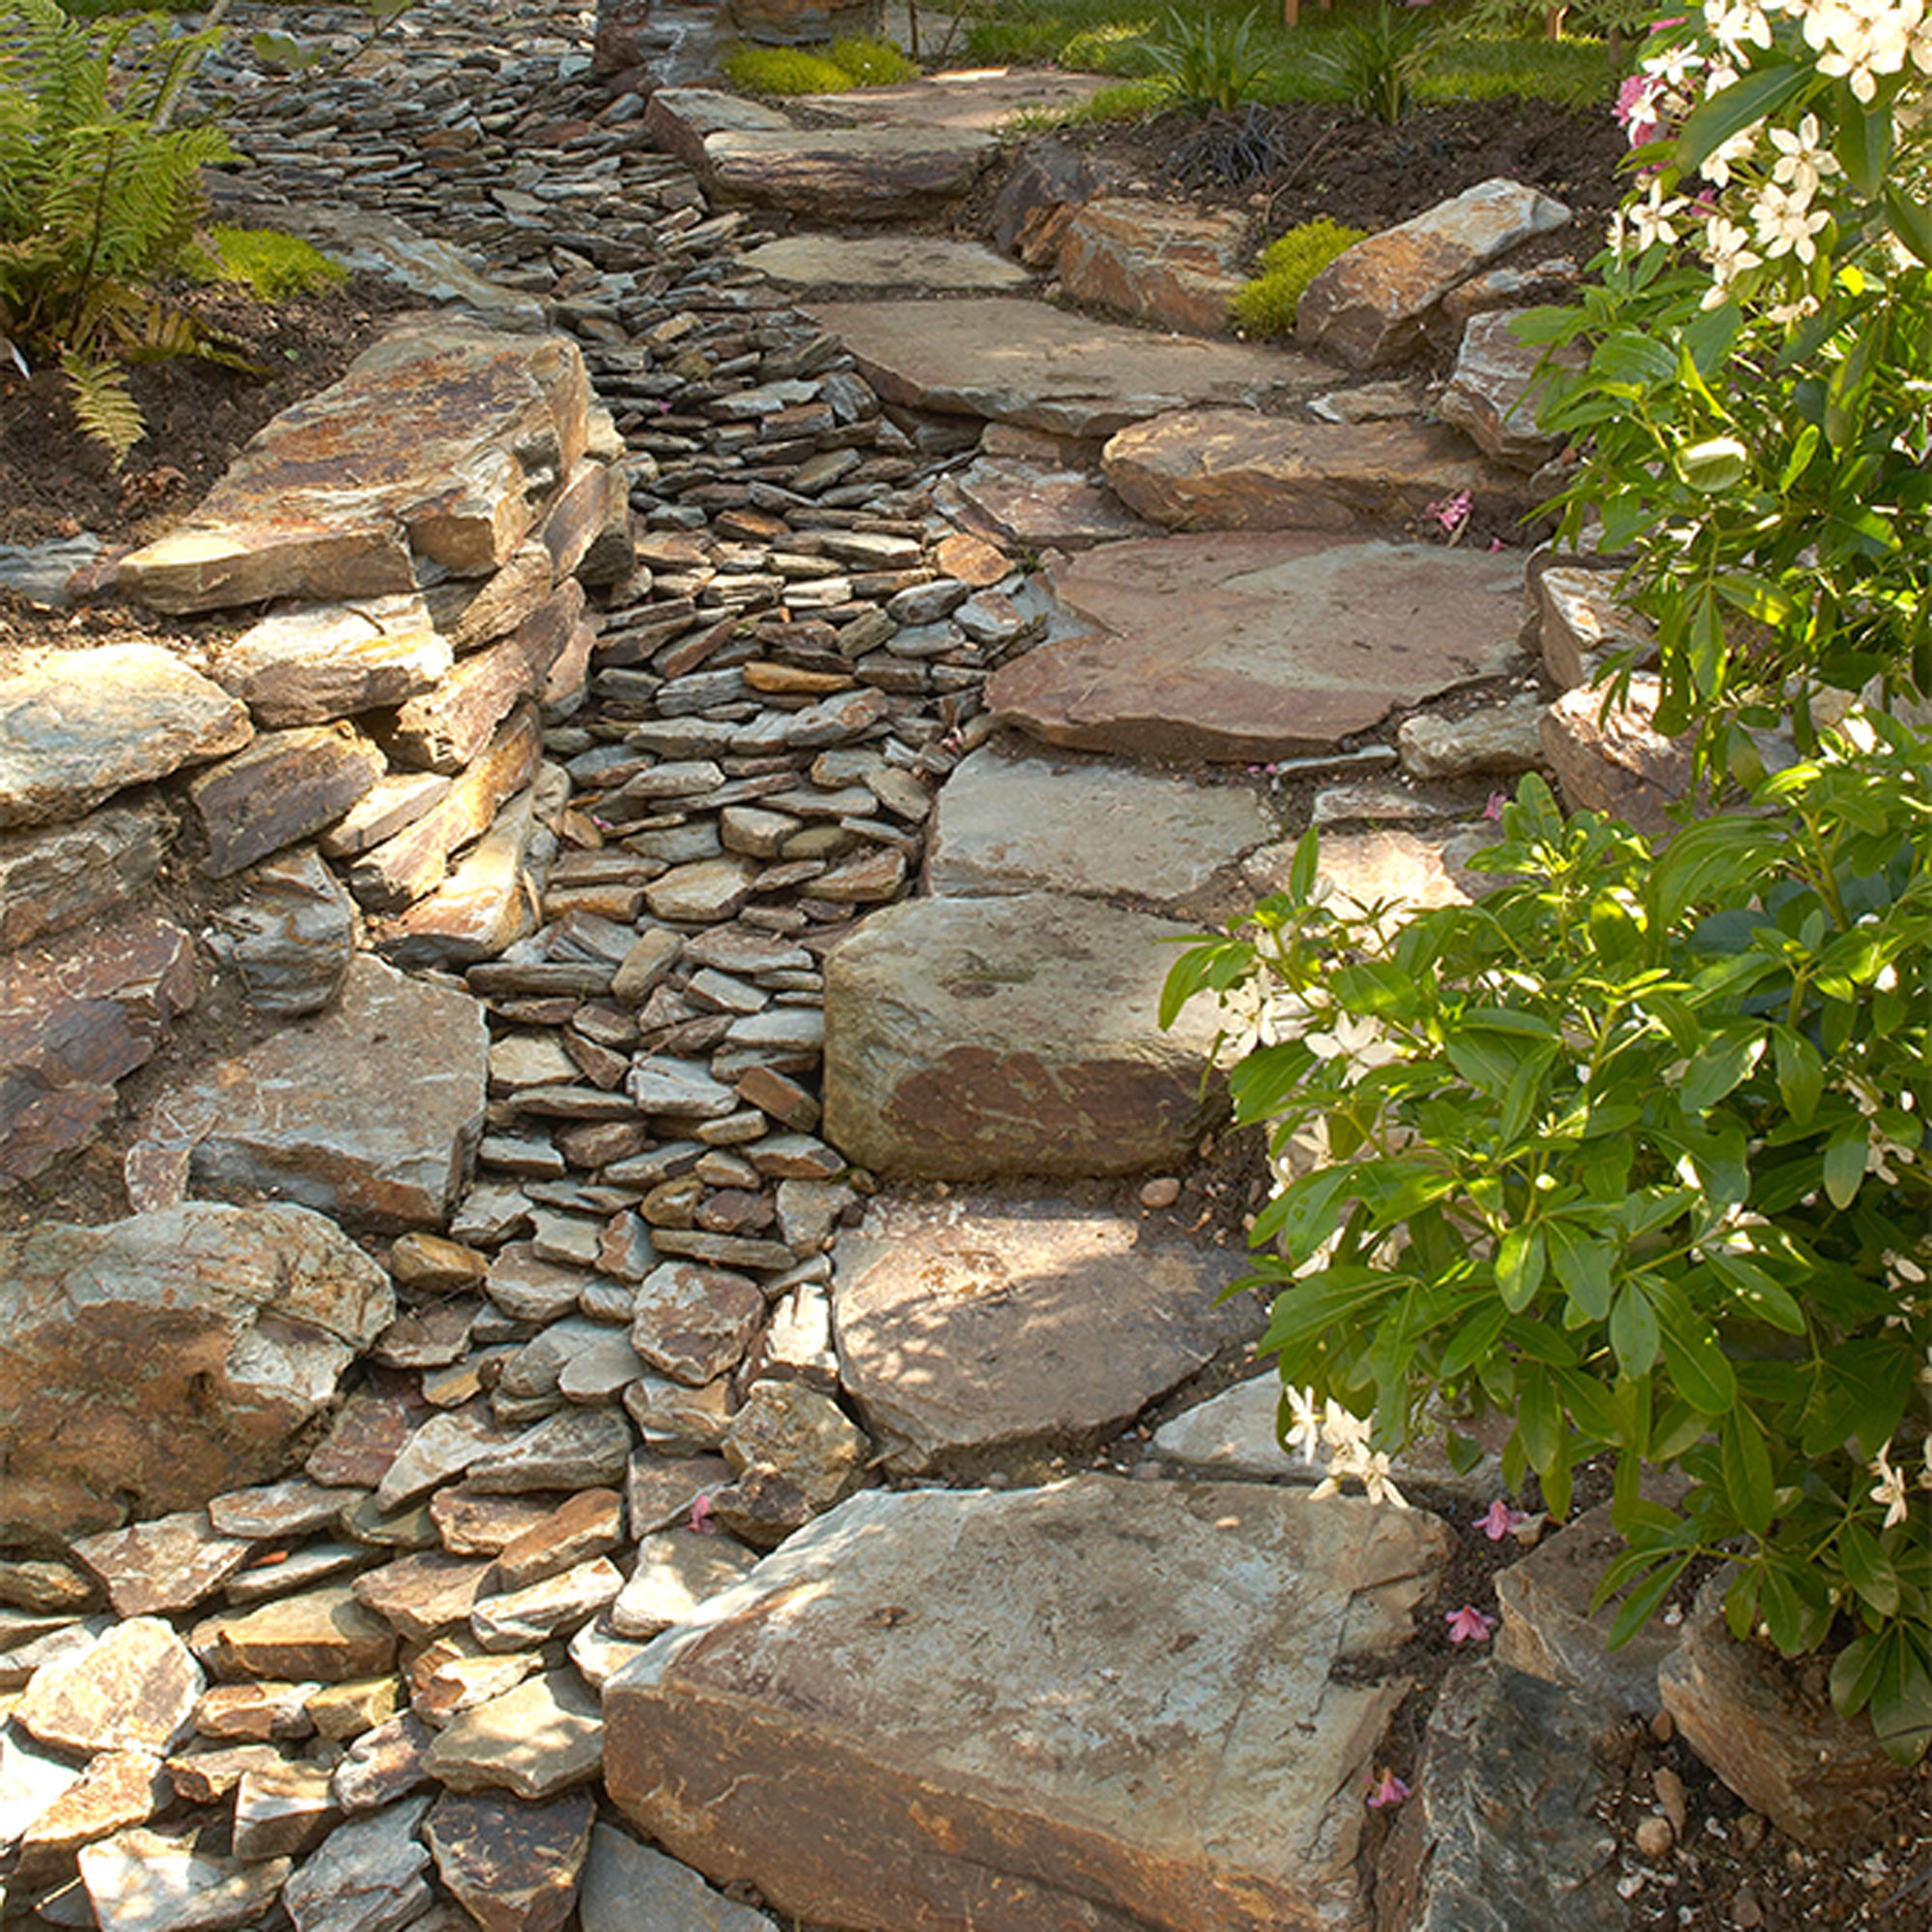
left=0, top=2, right=1927, bottom=1931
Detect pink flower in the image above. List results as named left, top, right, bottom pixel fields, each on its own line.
left=1483, top=791, right=1507, bottom=821
left=1423, top=490, right=1472, bottom=537
left=1366, top=1769, right=1410, bottom=1808
left=1445, top=1605, right=1497, bottom=1644
left=1477, top=1499, right=1530, bottom=1541
left=689, top=1494, right=717, bottom=1535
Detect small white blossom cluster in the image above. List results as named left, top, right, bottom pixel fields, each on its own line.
left=1867, top=1433, right=1932, bottom=1528
left=1283, top=1389, right=1411, bottom=1508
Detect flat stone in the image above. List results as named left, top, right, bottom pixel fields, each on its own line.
left=194, top=1679, right=317, bottom=1742
left=231, top=1756, right=339, bottom=1862
left=629, top=1056, right=739, bottom=1120
left=305, top=1676, right=400, bottom=1742
left=1541, top=673, right=1693, bottom=841
left=1054, top=197, right=1248, bottom=335
left=210, top=593, right=450, bottom=727
left=821, top=893, right=1225, bottom=1179
left=407, top=1637, right=542, bottom=1728
left=15, top=1617, right=202, bottom=1755
left=927, top=744, right=1272, bottom=908
left=609, top=1531, right=760, bottom=1641
left=354, top=1551, right=497, bottom=1644
left=702, top=127, right=998, bottom=221
left=1298, top=178, right=1572, bottom=370
left=465, top=1409, right=635, bottom=1493
left=69, top=1512, right=254, bottom=1617
left=423, top=1667, right=604, bottom=1797
left=1535, top=564, right=1653, bottom=690
left=0, top=795, right=171, bottom=952
left=164, top=1741, right=285, bottom=1805
left=641, top=87, right=794, bottom=172
left=940, top=458, right=1158, bottom=551
left=742, top=233, right=1031, bottom=293
left=1248, top=824, right=1486, bottom=917
left=804, top=297, right=1323, bottom=440
left=990, top=532, right=1523, bottom=762
left=1375, top=1661, right=1625, bottom=1932
left=1101, top=409, right=1513, bottom=534
left=1436, top=309, right=1577, bottom=469
left=624, top=1376, right=737, bottom=1456
left=206, top=1478, right=362, bottom=1543
left=580, top=1822, right=776, bottom=1932
left=626, top=1261, right=766, bottom=1386
left=426, top=1787, right=597, bottom=1932
left=12, top=1748, right=173, bottom=1888
left=645, top=854, right=759, bottom=924
left=607, top=1477, right=1449, bottom=1931
left=1398, top=694, right=1548, bottom=780
left=78, top=1827, right=291, bottom=1932
left=0, top=1204, right=390, bottom=1544
left=192, top=1584, right=398, bottom=1686
left=168, top=953, right=486, bottom=1233
left=222, top=845, right=357, bottom=1017
left=281, top=1792, right=435, bottom=1932
left=376, top=1408, right=524, bottom=1513
left=626, top=1452, right=733, bottom=1537
left=331, top=1711, right=435, bottom=1813
left=0, top=644, right=250, bottom=830
left=807, top=67, right=1115, bottom=132
left=835, top=1195, right=1258, bottom=1473
left=0, top=1720, right=86, bottom=1840
left=187, top=722, right=386, bottom=876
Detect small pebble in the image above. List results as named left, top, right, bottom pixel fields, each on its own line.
left=1139, top=1177, right=1181, bottom=1209
left=1634, top=1815, right=1675, bottom=1859
left=1653, top=1765, right=1687, bottom=1836
left=1734, top=1812, right=1766, bottom=1852
left=1649, top=1708, right=1674, bottom=1744
left=1730, top=1883, right=1763, bottom=1927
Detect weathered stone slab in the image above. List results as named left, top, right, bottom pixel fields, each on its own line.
left=11, top=1747, right=174, bottom=1887
left=937, top=459, right=1158, bottom=551
left=642, top=87, right=794, bottom=174
left=1398, top=694, right=1547, bottom=780
left=742, top=233, right=1032, bottom=293
left=580, top=1822, right=775, bottom=1932
left=374, top=788, right=541, bottom=968
left=834, top=1196, right=1259, bottom=1473
left=69, top=1511, right=254, bottom=1616
left=822, top=893, right=1224, bottom=1179
left=169, top=953, right=487, bottom=1232
left=1298, top=178, right=1571, bottom=369
left=426, top=1787, right=597, bottom=1932
left=926, top=744, right=1272, bottom=909
left=702, top=127, right=998, bottom=219
left=1101, top=409, right=1513, bottom=533
left=0, top=1204, right=391, bottom=1543
left=281, top=1792, right=435, bottom=1932
left=1541, top=673, right=1693, bottom=842
left=78, top=1827, right=292, bottom=1932
left=0, top=911, right=194, bottom=1180
left=1054, top=198, right=1248, bottom=335
left=422, top=1667, right=604, bottom=1798
left=187, top=722, right=386, bottom=877
left=0, top=644, right=251, bottom=829
left=210, top=593, right=451, bottom=726
left=607, top=1477, right=1449, bottom=1932
left=15, top=1616, right=203, bottom=1754
left=192, top=1584, right=398, bottom=1685
left=117, top=521, right=415, bottom=617
left=803, top=298, right=1324, bottom=440
left=989, top=532, right=1523, bottom=763
left=815, top=67, right=1115, bottom=133
left=223, top=845, right=357, bottom=1017
left=0, top=794, right=171, bottom=952
left=1535, top=564, right=1654, bottom=691
left=1436, top=309, right=1577, bottom=469
left=423, top=543, right=554, bottom=656
left=1375, top=1662, right=1625, bottom=1932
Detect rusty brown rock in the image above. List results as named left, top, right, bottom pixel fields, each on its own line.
left=426, top=1786, right=597, bottom=1932
left=492, top=1490, right=625, bottom=1593
left=703, top=127, right=998, bottom=220
left=187, top=722, right=385, bottom=877
left=423, top=543, right=555, bottom=655
left=543, top=457, right=633, bottom=585
left=1436, top=310, right=1580, bottom=470
left=118, top=521, right=416, bottom=617
left=192, top=1584, right=399, bottom=1686
left=16, top=1617, right=204, bottom=1755
left=353, top=1551, right=497, bottom=1644
left=0, top=794, right=172, bottom=952
left=12, top=1748, right=174, bottom=1887
left=1054, top=197, right=1248, bottom=335
left=209, top=593, right=451, bottom=727
left=1540, top=674, right=1695, bottom=842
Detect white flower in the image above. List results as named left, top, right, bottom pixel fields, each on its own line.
left=1707, top=0, right=1776, bottom=48
left=1767, top=293, right=1822, bottom=325
left=1804, top=0, right=1917, bottom=102
left=1767, top=113, right=1842, bottom=201
left=1752, top=181, right=1831, bottom=262
left=1701, top=128, right=1759, bottom=188
left=1359, top=1451, right=1411, bottom=1510
left=1284, top=1386, right=1322, bottom=1465
left=1321, top=1400, right=1374, bottom=1465
left=1631, top=179, right=1690, bottom=252
left=1701, top=213, right=1764, bottom=304
left=1870, top=1441, right=1912, bottom=1528
left=1304, top=1012, right=1404, bottom=1076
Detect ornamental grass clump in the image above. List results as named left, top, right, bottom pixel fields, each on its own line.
left=1230, top=216, right=1367, bottom=336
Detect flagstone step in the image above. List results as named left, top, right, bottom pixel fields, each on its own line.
left=740, top=233, right=1034, bottom=294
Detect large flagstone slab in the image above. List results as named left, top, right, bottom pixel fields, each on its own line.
left=802, top=298, right=1324, bottom=440
left=606, top=1476, right=1451, bottom=1932
left=703, top=127, right=999, bottom=220
left=821, top=893, right=1223, bottom=1179
left=833, top=1193, right=1262, bottom=1472
left=740, top=233, right=1032, bottom=293
left=802, top=67, right=1114, bottom=132
left=987, top=531, right=1524, bottom=763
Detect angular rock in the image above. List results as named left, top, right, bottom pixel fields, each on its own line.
left=223, top=845, right=357, bottom=1016
left=188, top=721, right=386, bottom=877
left=1397, top=694, right=1548, bottom=780
left=169, top=952, right=486, bottom=1232
left=469, top=1558, right=625, bottom=1652
left=208, top=1477, right=365, bottom=1542
left=1536, top=565, right=1653, bottom=691
left=631, top=1262, right=769, bottom=1386
left=641, top=87, right=794, bottom=173
left=607, top=1478, right=1449, bottom=1932
left=232, top=1756, right=340, bottom=1862
left=804, top=296, right=1322, bottom=440
left=1436, top=309, right=1577, bottom=469
left=15, top=1617, right=202, bottom=1755
left=742, top=233, right=1032, bottom=294
left=990, top=532, right=1523, bottom=762
left=493, top=1489, right=626, bottom=1592
left=610, top=1531, right=761, bottom=1641
left=1054, top=197, right=1248, bottom=335
left=940, top=457, right=1158, bottom=551
left=0, top=794, right=171, bottom=952
left=1101, top=409, right=1510, bottom=533
left=0, top=644, right=251, bottom=830
left=822, top=893, right=1225, bottom=1179
left=422, top=1668, right=604, bottom=1798
left=373, top=787, right=542, bottom=969
left=210, top=594, right=450, bottom=727
left=721, top=1380, right=867, bottom=1508
left=281, top=1793, right=435, bottom=1932
left=0, top=1204, right=391, bottom=1543
left=702, top=127, right=998, bottom=220
left=192, top=1585, right=398, bottom=1686
left=0, top=1720, right=85, bottom=1841
left=69, top=1511, right=254, bottom=1616
left=464, top=1409, right=635, bottom=1493
left=927, top=744, right=1272, bottom=908
left=11, top=1748, right=173, bottom=1888
left=78, top=1827, right=291, bottom=1932
left=1541, top=673, right=1694, bottom=841
left=194, top=1678, right=319, bottom=1743
left=835, top=1195, right=1258, bottom=1473
left=580, top=1822, right=775, bottom=1932
left=354, top=1551, right=497, bottom=1644
left=377, top=1408, right=525, bottom=1513
left=1298, top=178, right=1572, bottom=369
left=331, top=1711, right=435, bottom=1814
left=426, top=1787, right=596, bottom=1932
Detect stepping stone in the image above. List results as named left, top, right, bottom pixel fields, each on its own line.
left=804, top=297, right=1324, bottom=440
left=1101, top=409, right=1519, bottom=533
left=701, top=126, right=998, bottom=220
left=926, top=743, right=1274, bottom=910
left=1053, top=198, right=1250, bottom=335
left=822, top=893, right=1224, bottom=1179
left=642, top=86, right=794, bottom=173
left=1436, top=309, right=1576, bottom=470
left=605, top=1477, right=1451, bottom=1932
left=153, top=953, right=488, bottom=1234
left=988, top=532, right=1524, bottom=763
left=833, top=1194, right=1260, bottom=1473
left=741, top=233, right=1032, bottom=293
left=803, top=67, right=1116, bottom=132
left=937, top=458, right=1158, bottom=551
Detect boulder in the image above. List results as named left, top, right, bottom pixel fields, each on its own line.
left=1053, top=198, right=1249, bottom=335
left=607, top=1477, right=1450, bottom=1932
left=701, top=127, right=999, bottom=221
left=821, top=893, right=1225, bottom=1179
left=0, top=1203, right=391, bottom=1545
left=1436, top=309, right=1578, bottom=469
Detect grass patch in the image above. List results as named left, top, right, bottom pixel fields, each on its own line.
left=1230, top=215, right=1366, bottom=335
left=189, top=226, right=349, bottom=300
left=722, top=35, right=918, bottom=94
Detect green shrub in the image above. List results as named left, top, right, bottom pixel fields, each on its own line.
left=190, top=225, right=347, bottom=301
left=1059, top=18, right=1159, bottom=74
left=722, top=36, right=914, bottom=95
left=826, top=36, right=918, bottom=85
left=1141, top=4, right=1276, bottom=115
left=1165, top=735, right=1932, bottom=1767
left=1231, top=216, right=1366, bottom=336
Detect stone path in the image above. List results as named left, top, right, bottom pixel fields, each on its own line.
left=0, top=6, right=1735, bottom=1932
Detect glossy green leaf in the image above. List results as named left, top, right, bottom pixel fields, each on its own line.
left=1823, top=1121, right=1869, bottom=1208
left=1838, top=1521, right=1900, bottom=1618
left=1679, top=1028, right=1767, bottom=1114
left=1831, top=1632, right=1888, bottom=1718
left=1772, top=1025, right=1823, bottom=1124
left=1720, top=1406, right=1775, bottom=1536
left=1705, top=1250, right=1805, bottom=1335
left=1609, top=1283, right=1661, bottom=1378
left=1834, top=84, right=1893, bottom=197
left=1547, top=1220, right=1616, bottom=1321
left=1439, top=1299, right=1513, bottom=1378
left=1496, top=1225, right=1547, bottom=1313
left=1606, top=1553, right=1690, bottom=1650
left=1651, top=1282, right=1736, bottom=1414
left=1884, top=184, right=1932, bottom=267
left=1677, top=61, right=1810, bottom=169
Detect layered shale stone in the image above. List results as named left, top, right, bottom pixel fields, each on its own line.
left=803, top=297, right=1323, bottom=440
left=422, top=1668, right=604, bottom=1798
left=192, top=1585, right=398, bottom=1685
left=15, top=1617, right=203, bottom=1755
left=0, top=1204, right=391, bottom=1543
left=642, top=87, right=794, bottom=173
left=701, top=127, right=998, bottom=220
left=1540, top=673, right=1694, bottom=842
left=1435, top=309, right=1577, bottom=469
left=580, top=1824, right=775, bottom=1932
left=989, top=532, right=1523, bottom=763
left=222, top=846, right=357, bottom=1017
left=822, top=893, right=1224, bottom=1179
left=281, top=1792, right=435, bottom=1932
left=69, top=1511, right=253, bottom=1616
left=165, top=953, right=487, bottom=1232
left=740, top=233, right=1032, bottom=293
left=1297, top=177, right=1572, bottom=369
left=1100, top=410, right=1508, bottom=533
left=187, top=722, right=386, bottom=877
left=0, top=795, right=171, bottom=952
left=0, top=644, right=250, bottom=830
left=925, top=744, right=1273, bottom=910
left=607, top=1478, right=1450, bottom=1932
left=834, top=1195, right=1259, bottom=1472
left=78, top=1828, right=292, bottom=1932
left=209, top=593, right=451, bottom=726
left=1053, top=198, right=1249, bottom=335
left=426, top=1787, right=597, bottom=1932
left=1536, top=565, right=1655, bottom=690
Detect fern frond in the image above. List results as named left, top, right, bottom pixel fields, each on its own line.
left=60, top=352, right=145, bottom=469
